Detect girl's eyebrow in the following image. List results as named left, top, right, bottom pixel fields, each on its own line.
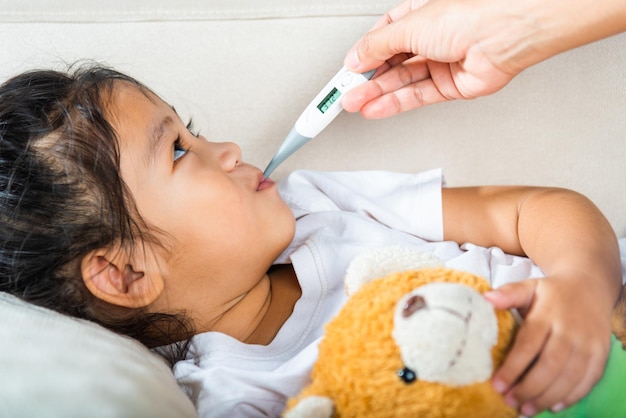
left=145, top=114, right=175, bottom=166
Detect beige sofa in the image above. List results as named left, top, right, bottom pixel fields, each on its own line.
left=1, top=1, right=625, bottom=417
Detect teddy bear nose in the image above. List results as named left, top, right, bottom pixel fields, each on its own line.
left=401, top=295, right=427, bottom=318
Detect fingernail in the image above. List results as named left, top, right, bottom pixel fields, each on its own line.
left=492, top=378, right=507, bottom=393
left=504, top=393, right=518, bottom=409
left=521, top=404, right=536, bottom=416
left=345, top=48, right=360, bottom=70
left=484, top=289, right=501, bottom=297
left=483, top=290, right=496, bottom=299
left=552, top=402, right=565, bottom=412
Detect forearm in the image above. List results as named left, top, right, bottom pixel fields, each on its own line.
left=443, top=186, right=622, bottom=309
left=480, top=0, right=626, bottom=74
left=516, top=188, right=622, bottom=311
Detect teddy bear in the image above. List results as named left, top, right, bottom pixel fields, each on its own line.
left=283, top=246, right=626, bottom=418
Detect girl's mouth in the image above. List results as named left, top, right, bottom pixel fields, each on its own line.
left=257, top=177, right=275, bottom=191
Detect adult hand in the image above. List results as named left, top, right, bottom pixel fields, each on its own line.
left=342, top=0, right=626, bottom=119
left=341, top=0, right=522, bottom=118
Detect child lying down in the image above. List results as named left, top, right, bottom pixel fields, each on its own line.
left=0, top=64, right=622, bottom=417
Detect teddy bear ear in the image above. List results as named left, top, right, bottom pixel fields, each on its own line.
left=344, top=246, right=444, bottom=295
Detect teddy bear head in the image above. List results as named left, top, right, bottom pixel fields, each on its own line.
left=285, top=247, right=518, bottom=418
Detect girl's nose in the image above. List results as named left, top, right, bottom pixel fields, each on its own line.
left=212, top=141, right=242, bottom=171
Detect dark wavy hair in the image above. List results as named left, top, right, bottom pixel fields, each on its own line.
left=0, top=64, right=192, bottom=364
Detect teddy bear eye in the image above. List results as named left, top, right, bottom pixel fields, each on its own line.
left=397, top=367, right=417, bottom=384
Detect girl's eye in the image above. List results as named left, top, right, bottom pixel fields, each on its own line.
left=173, top=138, right=187, bottom=162
left=186, top=119, right=200, bottom=138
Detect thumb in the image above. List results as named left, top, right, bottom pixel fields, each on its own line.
left=344, top=20, right=415, bottom=72
left=483, top=279, right=538, bottom=313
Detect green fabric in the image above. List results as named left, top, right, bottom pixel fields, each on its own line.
left=535, top=335, right=626, bottom=418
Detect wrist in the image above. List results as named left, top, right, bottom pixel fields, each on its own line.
left=477, top=0, right=626, bottom=74
left=550, top=259, right=622, bottom=315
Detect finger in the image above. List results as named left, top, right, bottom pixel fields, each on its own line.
left=348, top=74, right=456, bottom=119
left=511, top=333, right=573, bottom=414
left=386, top=52, right=415, bottom=68
left=358, top=0, right=433, bottom=42
left=344, top=2, right=436, bottom=73
left=342, top=56, right=431, bottom=114
left=484, top=279, right=537, bottom=313
left=345, top=0, right=430, bottom=72
left=492, top=317, right=550, bottom=399
left=344, top=1, right=413, bottom=71
left=368, top=0, right=417, bottom=32
left=363, top=80, right=451, bottom=118
left=558, top=340, right=609, bottom=408
left=340, top=82, right=378, bottom=113
left=518, top=361, right=579, bottom=416
left=518, top=332, right=608, bottom=415
left=363, top=51, right=413, bottom=81
left=343, top=52, right=420, bottom=112
left=425, top=60, right=465, bottom=99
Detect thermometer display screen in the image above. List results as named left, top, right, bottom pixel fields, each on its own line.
left=317, top=87, right=342, bottom=114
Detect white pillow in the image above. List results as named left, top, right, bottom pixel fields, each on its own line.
left=0, top=292, right=197, bottom=418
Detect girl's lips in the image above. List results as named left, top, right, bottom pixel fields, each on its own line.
left=257, top=176, right=275, bottom=191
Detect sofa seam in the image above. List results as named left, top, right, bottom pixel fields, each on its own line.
left=0, top=5, right=387, bottom=23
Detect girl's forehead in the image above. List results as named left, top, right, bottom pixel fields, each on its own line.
left=107, top=83, right=180, bottom=168
left=110, top=82, right=163, bottom=110
left=107, top=83, right=171, bottom=133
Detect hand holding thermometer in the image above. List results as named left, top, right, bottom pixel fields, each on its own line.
left=263, top=66, right=376, bottom=178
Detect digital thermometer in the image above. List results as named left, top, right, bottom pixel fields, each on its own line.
left=263, top=66, right=376, bottom=177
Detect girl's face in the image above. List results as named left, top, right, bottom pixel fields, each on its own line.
left=107, top=83, right=295, bottom=331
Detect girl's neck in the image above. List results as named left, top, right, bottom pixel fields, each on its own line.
left=201, top=264, right=300, bottom=345
left=244, top=264, right=301, bottom=345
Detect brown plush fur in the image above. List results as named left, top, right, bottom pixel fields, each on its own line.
left=285, top=268, right=518, bottom=418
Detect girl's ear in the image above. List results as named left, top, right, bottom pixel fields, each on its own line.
left=80, top=247, right=164, bottom=308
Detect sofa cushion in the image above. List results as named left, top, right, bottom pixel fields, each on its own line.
left=0, top=292, right=197, bottom=418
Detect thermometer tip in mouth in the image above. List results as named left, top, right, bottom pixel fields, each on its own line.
left=263, top=127, right=312, bottom=177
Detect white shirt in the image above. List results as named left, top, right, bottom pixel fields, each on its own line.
left=173, top=169, right=543, bottom=418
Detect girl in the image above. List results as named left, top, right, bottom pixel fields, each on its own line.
left=0, top=65, right=621, bottom=417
